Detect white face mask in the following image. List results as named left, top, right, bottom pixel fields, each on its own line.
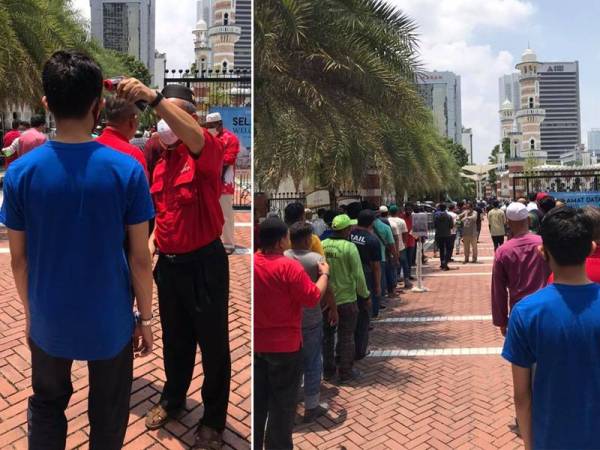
left=157, top=119, right=179, bottom=146
left=207, top=128, right=218, bottom=136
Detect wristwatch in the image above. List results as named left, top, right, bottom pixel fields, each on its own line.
left=149, top=91, right=163, bottom=108
left=135, top=311, right=153, bottom=327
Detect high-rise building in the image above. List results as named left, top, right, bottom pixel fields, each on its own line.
left=498, top=48, right=581, bottom=163
left=234, top=0, right=251, bottom=70
left=538, top=61, right=581, bottom=161
left=154, top=51, right=166, bottom=90
left=90, top=0, right=156, bottom=77
left=499, top=73, right=521, bottom=112
left=416, top=71, right=462, bottom=144
left=462, top=127, right=473, bottom=164
left=196, top=0, right=212, bottom=28
left=588, top=129, right=600, bottom=154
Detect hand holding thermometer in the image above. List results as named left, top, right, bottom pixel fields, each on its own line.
left=103, top=77, right=148, bottom=112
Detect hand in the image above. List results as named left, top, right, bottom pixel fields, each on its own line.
left=500, top=326, right=507, bottom=337
left=133, top=323, right=154, bottom=357
left=116, top=77, right=156, bottom=104
left=328, top=305, right=338, bottom=326
left=318, top=261, right=330, bottom=276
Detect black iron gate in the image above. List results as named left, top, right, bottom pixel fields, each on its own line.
left=512, top=170, right=600, bottom=200
left=164, top=69, right=252, bottom=209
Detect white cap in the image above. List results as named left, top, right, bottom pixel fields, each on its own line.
left=506, top=202, right=529, bottom=221
left=206, top=112, right=222, bottom=123
left=379, top=205, right=389, bottom=213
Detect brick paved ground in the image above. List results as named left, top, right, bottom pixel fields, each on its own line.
left=294, top=221, right=523, bottom=449
left=0, top=212, right=251, bottom=450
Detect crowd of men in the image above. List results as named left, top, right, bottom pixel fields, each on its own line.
left=0, top=50, right=241, bottom=449
left=254, top=200, right=431, bottom=449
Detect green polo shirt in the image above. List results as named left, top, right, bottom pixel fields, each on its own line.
left=322, top=237, right=370, bottom=305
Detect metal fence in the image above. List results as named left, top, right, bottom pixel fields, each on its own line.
left=164, top=69, right=252, bottom=210
left=512, top=171, right=600, bottom=199
left=267, top=192, right=307, bottom=218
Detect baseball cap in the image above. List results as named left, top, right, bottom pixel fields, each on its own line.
left=379, top=205, right=388, bottom=213
left=331, top=214, right=357, bottom=231
left=389, top=204, right=399, bottom=214
left=357, top=209, right=376, bottom=227
left=536, top=192, right=549, bottom=202
left=162, top=84, right=195, bottom=103
left=506, top=202, right=529, bottom=221
left=206, top=112, right=222, bottom=123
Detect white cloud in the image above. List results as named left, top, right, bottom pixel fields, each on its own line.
left=388, top=0, right=536, bottom=163
left=71, top=0, right=197, bottom=70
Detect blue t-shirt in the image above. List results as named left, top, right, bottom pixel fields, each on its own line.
left=502, top=283, right=600, bottom=449
left=0, top=141, right=154, bottom=361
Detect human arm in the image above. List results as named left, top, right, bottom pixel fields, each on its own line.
left=117, top=78, right=205, bottom=155
left=7, top=230, right=29, bottom=336
left=222, top=134, right=240, bottom=166
left=512, top=365, right=533, bottom=450
left=350, top=245, right=370, bottom=299
left=2, top=137, right=19, bottom=157
left=322, top=287, right=338, bottom=325
left=148, top=229, right=156, bottom=256
left=128, top=222, right=154, bottom=356
left=491, top=254, right=509, bottom=334
left=371, top=260, right=382, bottom=296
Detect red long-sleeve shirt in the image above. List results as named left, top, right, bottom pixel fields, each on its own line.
left=217, top=129, right=240, bottom=195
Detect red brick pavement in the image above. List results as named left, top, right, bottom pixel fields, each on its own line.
left=0, top=212, right=251, bottom=449
left=294, top=221, right=523, bottom=449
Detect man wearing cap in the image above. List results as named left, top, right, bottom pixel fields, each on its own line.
left=205, top=112, right=240, bottom=255
left=491, top=202, right=550, bottom=336
left=322, top=214, right=370, bottom=383
left=116, top=80, right=230, bottom=448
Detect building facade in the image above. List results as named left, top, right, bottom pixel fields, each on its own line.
left=416, top=71, right=462, bottom=144
left=461, top=127, right=473, bottom=164
left=498, top=48, right=580, bottom=164
left=90, top=0, right=156, bottom=77
left=208, top=0, right=241, bottom=71
left=588, top=129, right=600, bottom=154
left=234, top=0, right=251, bottom=70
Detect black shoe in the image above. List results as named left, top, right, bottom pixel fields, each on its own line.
left=303, top=403, right=329, bottom=423
left=409, top=276, right=416, bottom=280
left=449, top=258, right=455, bottom=262
left=379, top=304, right=387, bottom=310
left=404, top=280, right=413, bottom=289
left=338, top=368, right=362, bottom=384
left=323, top=370, right=336, bottom=381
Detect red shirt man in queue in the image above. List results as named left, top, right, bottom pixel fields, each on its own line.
left=95, top=96, right=149, bottom=178
left=205, top=112, right=240, bottom=255
left=115, top=80, right=230, bottom=449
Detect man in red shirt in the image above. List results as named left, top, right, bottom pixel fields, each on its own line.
left=96, top=96, right=148, bottom=178
left=116, top=80, right=229, bottom=448
left=3, top=120, right=22, bottom=169
left=254, top=217, right=329, bottom=449
left=401, top=204, right=417, bottom=272
left=205, top=112, right=240, bottom=255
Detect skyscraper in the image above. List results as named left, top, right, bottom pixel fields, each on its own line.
left=588, top=129, right=600, bottom=154
left=90, top=0, right=156, bottom=77
left=462, top=127, right=473, bottom=164
left=234, top=0, right=251, bottom=70
left=498, top=73, right=521, bottom=111
left=416, top=71, right=462, bottom=144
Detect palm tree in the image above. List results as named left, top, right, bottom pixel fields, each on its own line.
left=255, top=0, right=462, bottom=199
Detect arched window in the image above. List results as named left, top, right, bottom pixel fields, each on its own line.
left=222, top=61, right=228, bottom=71
left=530, top=139, right=535, bottom=151
left=224, top=13, right=229, bottom=25
left=529, top=97, right=534, bottom=108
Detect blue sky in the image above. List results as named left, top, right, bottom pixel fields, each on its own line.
left=389, top=0, right=599, bottom=163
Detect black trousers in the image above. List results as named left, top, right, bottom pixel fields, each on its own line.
left=253, top=351, right=302, bottom=450
left=354, top=297, right=370, bottom=360
left=323, top=302, right=358, bottom=378
left=28, top=339, right=132, bottom=450
left=154, top=239, right=231, bottom=432
left=492, top=235, right=505, bottom=251
left=436, top=236, right=453, bottom=267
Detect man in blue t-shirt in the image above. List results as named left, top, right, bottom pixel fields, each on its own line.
left=503, top=207, right=600, bottom=449
left=0, top=51, right=155, bottom=450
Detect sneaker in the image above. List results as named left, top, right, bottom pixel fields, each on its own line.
left=303, top=403, right=329, bottom=423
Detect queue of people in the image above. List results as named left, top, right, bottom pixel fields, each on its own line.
left=254, top=201, right=420, bottom=449
left=0, top=50, right=240, bottom=450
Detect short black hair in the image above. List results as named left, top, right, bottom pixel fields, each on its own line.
left=346, top=202, right=362, bottom=220
left=289, top=221, right=313, bottom=245
left=11, top=120, right=19, bottom=130
left=528, top=192, right=537, bottom=202
left=492, top=200, right=499, bottom=208
left=357, top=209, right=376, bottom=227
left=317, top=208, right=326, bottom=218
left=19, top=121, right=30, bottom=128
left=324, top=210, right=337, bottom=226
left=538, top=196, right=556, bottom=214
left=284, top=202, right=304, bottom=225
left=540, top=207, right=593, bottom=266
left=104, top=96, right=138, bottom=124
left=42, top=50, right=103, bottom=119
left=439, top=203, right=447, bottom=211
left=30, top=115, right=46, bottom=128
left=259, top=217, right=288, bottom=249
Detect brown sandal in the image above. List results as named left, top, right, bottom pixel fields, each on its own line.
left=145, top=403, right=170, bottom=430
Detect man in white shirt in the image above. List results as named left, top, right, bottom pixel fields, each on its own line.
left=447, top=204, right=458, bottom=262
left=388, top=205, right=412, bottom=289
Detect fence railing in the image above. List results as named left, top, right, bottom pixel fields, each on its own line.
left=267, top=192, right=307, bottom=218
left=233, top=169, right=251, bottom=210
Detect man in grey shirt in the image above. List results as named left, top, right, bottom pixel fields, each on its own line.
left=285, top=222, right=337, bottom=423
